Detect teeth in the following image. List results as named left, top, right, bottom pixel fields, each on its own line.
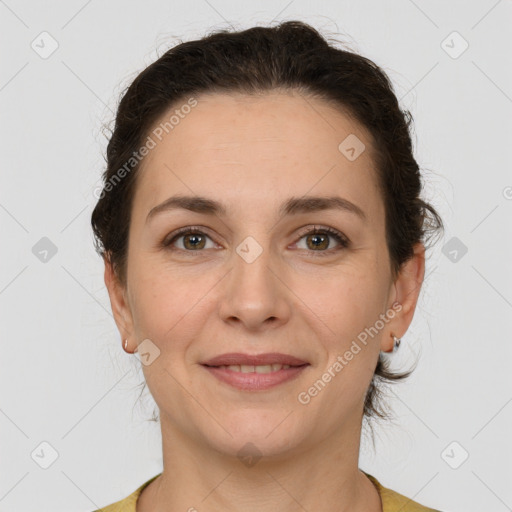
left=219, top=364, right=291, bottom=373
left=256, top=365, right=272, bottom=373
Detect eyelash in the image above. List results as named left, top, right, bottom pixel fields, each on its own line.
left=162, top=225, right=349, bottom=257
left=295, top=226, right=349, bottom=256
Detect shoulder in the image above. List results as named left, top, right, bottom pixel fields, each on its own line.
left=92, top=471, right=444, bottom=512
left=363, top=471, right=443, bottom=512
left=91, top=474, right=161, bottom=512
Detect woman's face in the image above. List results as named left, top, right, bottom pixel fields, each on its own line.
left=105, top=90, right=424, bottom=459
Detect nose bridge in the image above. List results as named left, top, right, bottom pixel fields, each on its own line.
left=219, top=231, right=290, bottom=327
left=232, top=232, right=276, bottom=297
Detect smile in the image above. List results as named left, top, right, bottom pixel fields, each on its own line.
left=202, top=363, right=309, bottom=390
left=215, top=363, right=291, bottom=373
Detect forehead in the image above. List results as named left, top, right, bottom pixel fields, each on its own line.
left=132, top=90, right=383, bottom=223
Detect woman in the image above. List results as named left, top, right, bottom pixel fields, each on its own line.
left=91, top=20, right=444, bottom=512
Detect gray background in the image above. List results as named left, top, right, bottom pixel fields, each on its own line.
left=1, top=1, right=511, bottom=511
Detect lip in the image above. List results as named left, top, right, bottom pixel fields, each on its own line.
left=202, top=365, right=309, bottom=391
left=201, top=352, right=309, bottom=366
left=200, top=352, right=310, bottom=391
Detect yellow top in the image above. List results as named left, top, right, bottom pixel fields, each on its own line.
left=93, top=471, right=441, bottom=512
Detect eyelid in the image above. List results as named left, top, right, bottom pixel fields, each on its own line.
left=294, top=224, right=347, bottom=241
left=162, top=226, right=217, bottom=247
left=292, top=225, right=350, bottom=254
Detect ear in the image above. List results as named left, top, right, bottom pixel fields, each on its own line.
left=380, top=242, right=426, bottom=353
left=103, top=254, right=136, bottom=351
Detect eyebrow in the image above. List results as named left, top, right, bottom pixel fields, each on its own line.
left=146, top=194, right=367, bottom=223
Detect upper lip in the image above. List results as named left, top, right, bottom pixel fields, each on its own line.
left=201, top=353, right=309, bottom=367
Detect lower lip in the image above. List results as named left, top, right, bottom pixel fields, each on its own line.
left=202, top=365, right=309, bottom=390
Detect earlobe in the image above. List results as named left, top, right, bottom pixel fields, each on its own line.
left=103, top=255, right=135, bottom=349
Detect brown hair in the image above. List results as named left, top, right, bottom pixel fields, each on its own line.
left=91, top=20, right=443, bottom=431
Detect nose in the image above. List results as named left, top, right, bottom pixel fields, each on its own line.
left=217, top=240, right=292, bottom=332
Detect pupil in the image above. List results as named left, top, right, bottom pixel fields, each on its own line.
left=310, top=234, right=327, bottom=249
left=187, top=234, right=203, bottom=248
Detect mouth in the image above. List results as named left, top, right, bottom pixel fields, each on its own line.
left=200, top=353, right=310, bottom=390
left=206, top=363, right=303, bottom=373
left=201, top=352, right=309, bottom=367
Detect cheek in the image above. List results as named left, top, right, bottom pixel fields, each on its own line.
left=128, top=270, right=175, bottom=335
left=129, top=267, right=213, bottom=345
left=299, top=267, right=385, bottom=339
left=314, top=282, right=384, bottom=395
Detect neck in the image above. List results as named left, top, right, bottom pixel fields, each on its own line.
left=137, top=415, right=382, bottom=512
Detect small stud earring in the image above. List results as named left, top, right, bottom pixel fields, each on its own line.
left=392, top=334, right=401, bottom=351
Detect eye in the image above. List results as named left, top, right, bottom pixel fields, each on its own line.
left=293, top=226, right=349, bottom=256
left=161, top=225, right=350, bottom=256
left=162, top=227, right=216, bottom=252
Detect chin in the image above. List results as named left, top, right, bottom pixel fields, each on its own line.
left=197, top=409, right=308, bottom=461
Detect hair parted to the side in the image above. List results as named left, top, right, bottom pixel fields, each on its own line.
left=91, top=20, right=444, bottom=435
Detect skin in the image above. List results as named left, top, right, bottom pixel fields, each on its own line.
left=104, top=89, right=425, bottom=512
